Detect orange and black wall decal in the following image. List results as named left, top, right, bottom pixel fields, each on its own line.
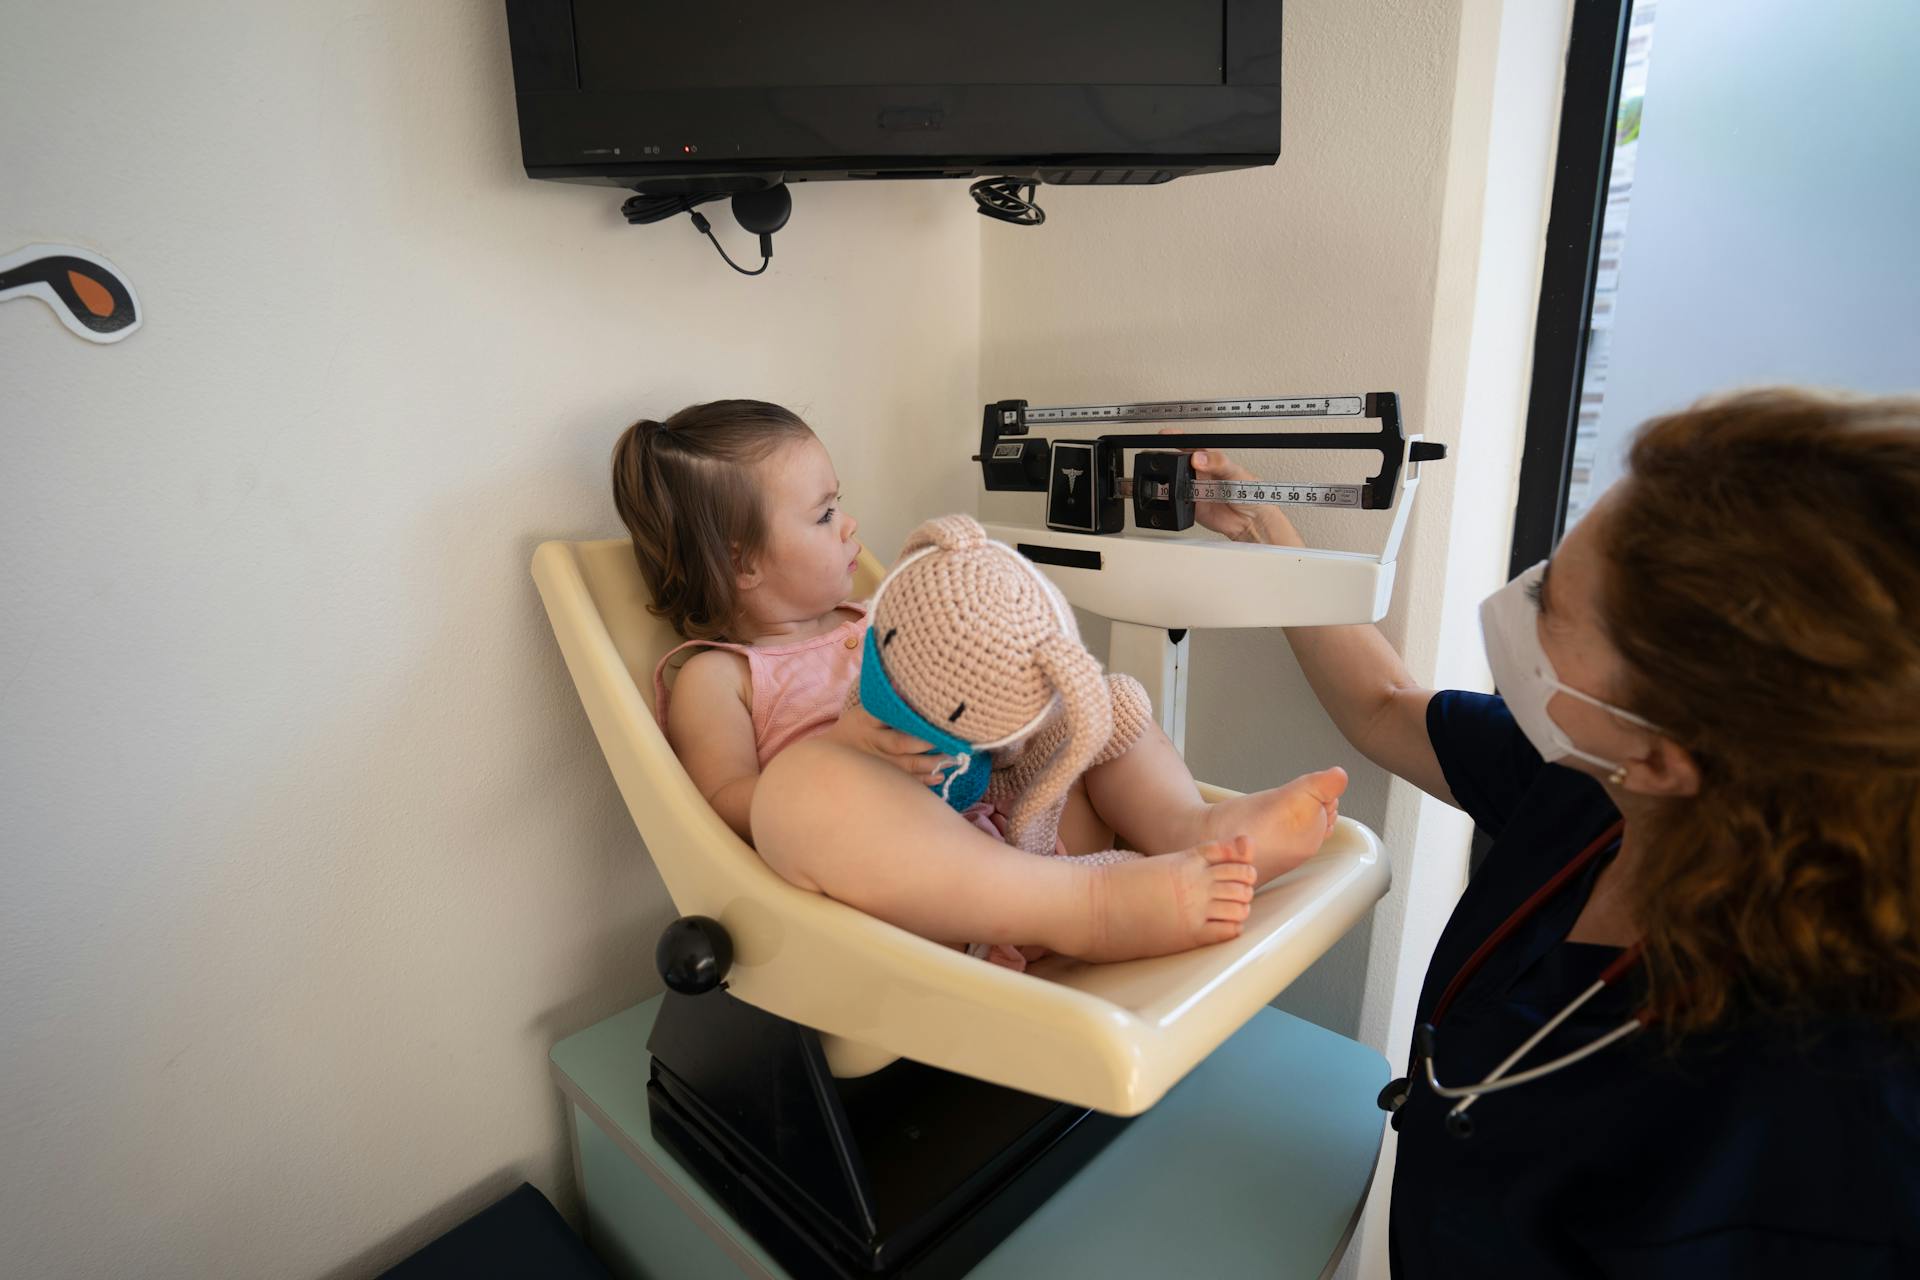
left=0, top=244, right=141, bottom=343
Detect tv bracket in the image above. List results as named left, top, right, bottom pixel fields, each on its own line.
left=973, top=391, right=1448, bottom=752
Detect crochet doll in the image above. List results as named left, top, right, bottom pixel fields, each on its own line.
left=857, top=513, right=1156, bottom=862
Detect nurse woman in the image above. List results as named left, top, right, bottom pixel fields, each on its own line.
left=1189, top=388, right=1920, bottom=1277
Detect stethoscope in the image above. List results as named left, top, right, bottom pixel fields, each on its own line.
left=1377, top=819, right=1654, bottom=1139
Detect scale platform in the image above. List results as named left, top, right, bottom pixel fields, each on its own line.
left=554, top=994, right=1388, bottom=1280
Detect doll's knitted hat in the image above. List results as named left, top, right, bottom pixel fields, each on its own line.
left=865, top=514, right=1114, bottom=851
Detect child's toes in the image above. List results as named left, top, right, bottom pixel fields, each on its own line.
left=1215, top=879, right=1255, bottom=904
left=1208, top=898, right=1252, bottom=924
left=1214, top=861, right=1257, bottom=887
left=1308, top=766, right=1350, bottom=802
left=1200, top=836, right=1254, bottom=866
left=1199, top=920, right=1243, bottom=945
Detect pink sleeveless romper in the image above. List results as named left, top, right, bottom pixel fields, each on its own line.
left=651, top=604, right=870, bottom=765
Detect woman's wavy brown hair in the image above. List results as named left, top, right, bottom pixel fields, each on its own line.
left=1601, top=388, right=1920, bottom=1036
left=611, top=399, right=813, bottom=641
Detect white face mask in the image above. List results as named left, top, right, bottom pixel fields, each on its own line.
left=1480, top=561, right=1660, bottom=782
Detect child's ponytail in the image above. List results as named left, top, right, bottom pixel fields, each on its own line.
left=610, top=400, right=813, bottom=641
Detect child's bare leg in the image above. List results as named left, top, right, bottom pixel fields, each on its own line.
left=754, top=739, right=1256, bottom=960
left=1081, top=719, right=1208, bottom=852
left=1082, top=720, right=1350, bottom=883
left=1057, top=774, right=1117, bottom=854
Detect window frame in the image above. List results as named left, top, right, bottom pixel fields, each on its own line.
left=1506, top=0, right=1635, bottom=578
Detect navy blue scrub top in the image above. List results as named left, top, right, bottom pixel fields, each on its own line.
left=1389, top=691, right=1920, bottom=1279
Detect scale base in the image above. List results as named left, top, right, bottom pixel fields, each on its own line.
left=647, top=989, right=1129, bottom=1279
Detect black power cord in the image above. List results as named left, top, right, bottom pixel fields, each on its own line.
left=970, top=176, right=1047, bottom=226
left=620, top=185, right=789, bottom=276
left=620, top=191, right=723, bottom=225
left=688, top=210, right=768, bottom=276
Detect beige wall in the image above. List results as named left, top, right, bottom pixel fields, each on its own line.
left=0, top=4, right=977, bottom=1277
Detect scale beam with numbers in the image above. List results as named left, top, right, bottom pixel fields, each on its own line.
left=1121, top=476, right=1365, bottom=508
left=973, top=390, right=1448, bottom=753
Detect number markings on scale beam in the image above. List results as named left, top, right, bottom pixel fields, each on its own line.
left=1022, top=396, right=1367, bottom=426
left=1115, top=477, right=1365, bottom=509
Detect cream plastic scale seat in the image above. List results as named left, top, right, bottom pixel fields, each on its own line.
left=532, top=537, right=1389, bottom=1118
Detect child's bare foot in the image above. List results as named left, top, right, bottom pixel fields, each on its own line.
left=1073, top=836, right=1258, bottom=961
left=1204, top=767, right=1348, bottom=884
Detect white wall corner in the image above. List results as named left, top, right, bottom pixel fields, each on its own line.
left=1345, top=0, right=1574, bottom=1275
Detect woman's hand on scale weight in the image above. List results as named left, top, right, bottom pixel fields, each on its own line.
left=1157, top=428, right=1305, bottom=548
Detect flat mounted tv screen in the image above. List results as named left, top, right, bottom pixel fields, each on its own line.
left=505, top=1, right=1282, bottom=195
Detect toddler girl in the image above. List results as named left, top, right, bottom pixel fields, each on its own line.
left=613, top=399, right=1349, bottom=963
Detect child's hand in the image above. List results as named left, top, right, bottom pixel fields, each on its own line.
left=830, top=705, right=952, bottom=786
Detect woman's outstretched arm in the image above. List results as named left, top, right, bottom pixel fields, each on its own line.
left=1172, top=442, right=1457, bottom=807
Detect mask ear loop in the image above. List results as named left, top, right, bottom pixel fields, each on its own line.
left=936, top=751, right=974, bottom=802
left=1546, top=683, right=1663, bottom=784
left=1549, top=680, right=1664, bottom=735
left=1503, top=562, right=1665, bottom=781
